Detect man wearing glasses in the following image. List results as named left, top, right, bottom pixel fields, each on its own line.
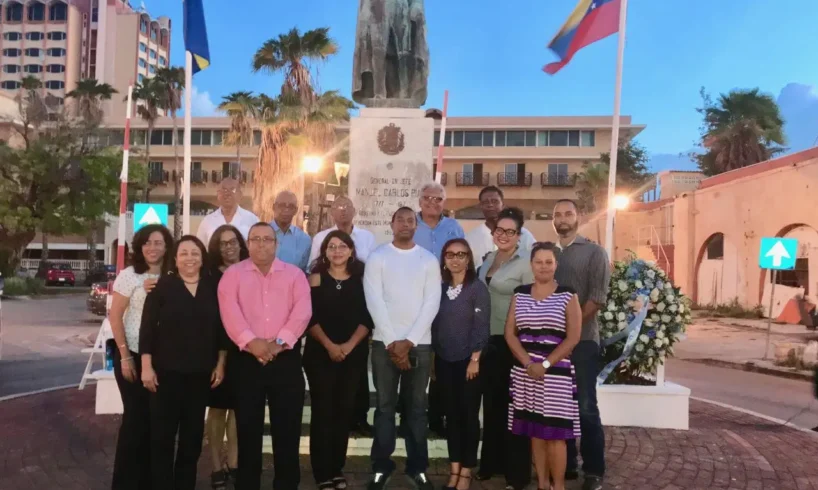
left=196, top=177, right=260, bottom=245
left=466, top=186, right=535, bottom=269
left=271, top=190, right=312, bottom=272
left=218, top=222, right=312, bottom=490
left=308, top=196, right=376, bottom=265
left=414, top=182, right=465, bottom=260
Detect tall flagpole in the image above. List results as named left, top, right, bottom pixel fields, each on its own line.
left=434, top=90, right=449, bottom=184
left=116, top=84, right=134, bottom=274
left=182, top=50, right=193, bottom=235
left=604, top=0, right=628, bottom=261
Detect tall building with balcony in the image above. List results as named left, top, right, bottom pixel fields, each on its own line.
left=0, top=0, right=170, bottom=120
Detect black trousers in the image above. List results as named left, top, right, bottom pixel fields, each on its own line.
left=352, top=339, right=370, bottom=426
left=304, top=349, right=365, bottom=483
left=149, top=371, right=211, bottom=490
left=479, top=336, right=531, bottom=489
left=111, top=346, right=152, bottom=490
left=436, top=356, right=481, bottom=468
left=428, top=376, right=444, bottom=427
left=233, top=348, right=305, bottom=490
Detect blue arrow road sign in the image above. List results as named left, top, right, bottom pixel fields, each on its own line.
left=759, top=237, right=798, bottom=270
left=133, top=203, right=169, bottom=233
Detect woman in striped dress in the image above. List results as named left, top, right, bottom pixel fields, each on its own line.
left=504, top=242, right=582, bottom=490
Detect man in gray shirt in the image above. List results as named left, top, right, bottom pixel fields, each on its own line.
left=552, top=199, right=610, bottom=490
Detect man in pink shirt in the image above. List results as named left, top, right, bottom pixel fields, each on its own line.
left=218, top=222, right=312, bottom=490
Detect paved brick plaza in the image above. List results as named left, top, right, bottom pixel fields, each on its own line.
left=1, top=388, right=818, bottom=489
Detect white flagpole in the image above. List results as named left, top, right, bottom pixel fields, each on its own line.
left=182, top=50, right=193, bottom=235
left=604, top=0, right=629, bottom=261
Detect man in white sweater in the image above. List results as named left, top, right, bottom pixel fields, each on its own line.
left=364, top=206, right=441, bottom=490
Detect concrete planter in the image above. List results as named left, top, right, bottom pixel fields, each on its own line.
left=598, top=381, right=691, bottom=430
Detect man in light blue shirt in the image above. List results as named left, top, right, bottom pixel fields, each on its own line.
left=270, top=191, right=311, bottom=272
left=414, top=181, right=465, bottom=260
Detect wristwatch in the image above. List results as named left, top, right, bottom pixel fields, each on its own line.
left=541, top=359, right=551, bottom=370
left=275, top=338, right=287, bottom=347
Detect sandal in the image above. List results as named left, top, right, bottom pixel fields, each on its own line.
left=456, top=473, right=472, bottom=490
left=332, top=476, right=348, bottom=489
left=318, top=481, right=335, bottom=490
left=443, top=472, right=460, bottom=490
left=210, top=469, right=227, bottom=489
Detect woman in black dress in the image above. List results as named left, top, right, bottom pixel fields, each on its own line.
left=139, top=235, right=229, bottom=490
left=205, top=224, right=249, bottom=489
left=305, top=230, right=373, bottom=490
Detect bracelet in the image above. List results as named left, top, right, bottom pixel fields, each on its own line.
left=470, top=357, right=480, bottom=363
left=120, top=357, right=133, bottom=362
left=118, top=343, right=127, bottom=350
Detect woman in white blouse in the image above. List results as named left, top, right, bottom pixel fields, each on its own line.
left=108, top=224, right=173, bottom=490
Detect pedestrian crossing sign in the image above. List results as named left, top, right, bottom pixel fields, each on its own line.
left=758, top=237, right=798, bottom=270
left=133, top=203, right=168, bottom=233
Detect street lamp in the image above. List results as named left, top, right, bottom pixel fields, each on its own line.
left=302, top=155, right=322, bottom=174
left=613, top=194, right=630, bottom=211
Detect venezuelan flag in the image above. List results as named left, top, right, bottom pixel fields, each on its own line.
left=184, top=0, right=210, bottom=74
left=544, top=0, right=621, bottom=75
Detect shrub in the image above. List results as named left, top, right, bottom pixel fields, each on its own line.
left=2, top=277, right=46, bottom=296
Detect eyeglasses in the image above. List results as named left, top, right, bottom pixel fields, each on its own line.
left=219, top=238, right=239, bottom=249
left=275, top=202, right=298, bottom=210
left=327, top=244, right=350, bottom=252
left=218, top=187, right=238, bottom=195
left=492, top=226, right=519, bottom=237
left=422, top=195, right=444, bottom=204
left=248, top=236, right=276, bottom=245
left=332, top=204, right=352, bottom=211
left=444, top=251, right=468, bottom=260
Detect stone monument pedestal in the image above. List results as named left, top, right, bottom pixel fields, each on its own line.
left=348, top=108, right=434, bottom=244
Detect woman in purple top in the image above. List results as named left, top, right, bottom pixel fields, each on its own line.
left=504, top=242, right=582, bottom=490
left=432, top=239, right=490, bottom=490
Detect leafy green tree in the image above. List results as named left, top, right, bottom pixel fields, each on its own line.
left=600, top=140, right=651, bottom=189
left=132, top=78, right=163, bottom=202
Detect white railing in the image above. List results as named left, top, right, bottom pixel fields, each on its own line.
left=21, top=259, right=90, bottom=271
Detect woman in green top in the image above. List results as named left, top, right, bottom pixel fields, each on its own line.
left=475, top=207, right=534, bottom=490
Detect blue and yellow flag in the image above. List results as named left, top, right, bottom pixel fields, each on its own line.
left=184, top=0, right=210, bottom=74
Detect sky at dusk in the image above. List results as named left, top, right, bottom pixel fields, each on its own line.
left=144, top=0, right=818, bottom=171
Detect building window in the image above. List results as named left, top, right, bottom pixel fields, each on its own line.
left=549, top=130, right=568, bottom=146
left=580, top=130, right=595, bottom=147
left=149, top=65, right=156, bottom=74
left=253, top=130, right=262, bottom=146
left=25, top=32, right=44, bottom=41
left=452, top=131, right=464, bottom=147
left=149, top=49, right=157, bottom=60
left=463, top=131, right=482, bottom=147
left=140, top=18, right=148, bottom=34
left=138, top=74, right=144, bottom=83
left=28, top=3, right=45, bottom=22
left=506, top=130, right=525, bottom=147
left=2, top=65, right=21, bottom=74
left=537, top=131, right=549, bottom=146
left=568, top=130, right=580, bottom=147
left=212, top=130, right=223, bottom=146
left=46, top=48, right=65, bottom=57
left=24, top=64, right=42, bottom=73
left=191, top=130, right=213, bottom=146
left=139, top=43, right=147, bottom=53
left=706, top=234, right=724, bottom=260
left=151, top=29, right=157, bottom=41
left=46, top=64, right=65, bottom=73
left=25, top=48, right=42, bottom=57
left=482, top=131, right=494, bottom=146
left=546, top=163, right=570, bottom=185
left=3, top=49, right=21, bottom=57
left=3, top=32, right=22, bottom=41
left=138, top=59, right=147, bottom=68
left=443, top=131, right=452, bottom=146
left=5, top=4, right=23, bottom=22
left=1, top=81, right=22, bottom=90
left=774, top=258, right=810, bottom=294
left=495, top=130, right=506, bottom=147
left=47, top=32, right=67, bottom=41
left=91, top=7, right=98, bottom=22
left=158, top=56, right=167, bottom=66
left=433, top=130, right=440, bottom=147
left=525, top=130, right=537, bottom=147
left=49, top=2, right=67, bottom=22
left=45, top=80, right=64, bottom=90
left=222, top=161, right=240, bottom=178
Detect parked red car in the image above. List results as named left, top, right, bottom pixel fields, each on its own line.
left=36, top=262, right=76, bottom=287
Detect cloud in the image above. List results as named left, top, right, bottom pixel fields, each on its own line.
left=182, top=85, right=220, bottom=117
left=776, top=82, right=818, bottom=152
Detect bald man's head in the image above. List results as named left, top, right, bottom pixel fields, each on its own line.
left=274, top=190, right=299, bottom=226
left=330, top=196, right=355, bottom=227
left=217, top=177, right=241, bottom=210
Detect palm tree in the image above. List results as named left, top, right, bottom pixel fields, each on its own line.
left=218, top=91, right=257, bottom=170
left=251, top=27, right=345, bottom=222
left=695, top=88, right=786, bottom=176
left=154, top=66, right=185, bottom=238
left=14, top=76, right=48, bottom=149
left=65, top=78, right=118, bottom=125
left=132, top=78, right=162, bottom=202
left=575, top=162, right=609, bottom=214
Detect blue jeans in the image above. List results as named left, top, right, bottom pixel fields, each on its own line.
left=567, top=340, right=606, bottom=477
left=370, top=341, right=432, bottom=476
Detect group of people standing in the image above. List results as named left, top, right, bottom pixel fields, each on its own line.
left=107, top=177, right=611, bottom=490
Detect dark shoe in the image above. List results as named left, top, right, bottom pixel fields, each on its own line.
left=333, top=476, right=348, bottom=490
left=442, top=472, right=459, bottom=490
left=226, top=467, right=238, bottom=482
left=410, top=472, right=434, bottom=490
left=354, top=421, right=374, bottom=437
left=582, top=475, right=603, bottom=490
left=319, top=481, right=336, bottom=490
left=565, top=469, right=579, bottom=481
left=368, top=472, right=391, bottom=490
left=210, top=470, right=227, bottom=489
left=474, top=471, right=493, bottom=481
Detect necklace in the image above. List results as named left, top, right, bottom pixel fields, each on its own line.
left=335, top=279, right=343, bottom=290
left=446, top=283, right=463, bottom=300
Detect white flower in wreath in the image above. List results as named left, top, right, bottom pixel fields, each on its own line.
left=650, top=288, right=660, bottom=301
left=617, top=312, right=626, bottom=321
left=651, top=313, right=660, bottom=321
left=635, top=280, right=643, bottom=289
left=603, top=311, right=614, bottom=321
left=654, top=339, right=663, bottom=348
left=607, top=301, right=617, bottom=312
left=646, top=270, right=656, bottom=279
left=635, top=344, right=644, bottom=352
left=658, top=269, right=667, bottom=278
left=617, top=280, right=628, bottom=292
left=664, top=282, right=672, bottom=290
left=675, top=315, right=682, bottom=323
left=644, top=319, right=654, bottom=327
left=663, top=337, right=670, bottom=345
left=669, top=304, right=678, bottom=312
left=639, top=334, right=649, bottom=343
left=666, top=293, right=675, bottom=302
left=661, top=314, right=672, bottom=323
left=647, top=357, right=654, bottom=366
left=647, top=260, right=656, bottom=267
left=657, top=330, right=666, bottom=339
left=678, top=304, right=685, bottom=314
left=618, top=321, right=627, bottom=331
left=657, top=302, right=667, bottom=312
left=648, top=348, right=656, bottom=357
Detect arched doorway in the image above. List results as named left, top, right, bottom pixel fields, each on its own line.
left=694, top=232, right=740, bottom=306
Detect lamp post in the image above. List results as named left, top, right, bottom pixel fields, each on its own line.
left=301, top=156, right=323, bottom=233
left=608, top=194, right=630, bottom=260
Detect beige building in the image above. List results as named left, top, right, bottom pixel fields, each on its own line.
left=641, top=170, right=705, bottom=202
left=0, top=0, right=169, bottom=120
